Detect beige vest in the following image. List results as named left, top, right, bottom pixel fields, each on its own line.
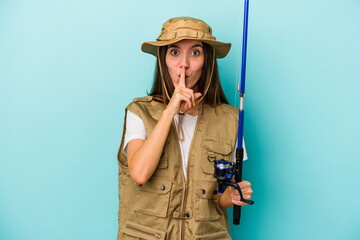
left=117, top=96, right=239, bottom=240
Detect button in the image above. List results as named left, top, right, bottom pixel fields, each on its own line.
left=201, top=189, right=206, bottom=194
left=185, top=212, right=191, bottom=218
left=213, top=190, right=218, bottom=194
left=160, top=185, right=166, bottom=191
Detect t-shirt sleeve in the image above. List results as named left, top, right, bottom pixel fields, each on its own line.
left=231, top=138, right=248, bottom=163
left=123, top=110, right=146, bottom=156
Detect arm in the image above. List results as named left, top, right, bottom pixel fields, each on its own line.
left=127, top=109, right=174, bottom=184
left=127, top=65, right=201, bottom=185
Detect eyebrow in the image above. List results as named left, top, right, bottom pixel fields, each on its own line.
left=168, top=44, right=203, bottom=49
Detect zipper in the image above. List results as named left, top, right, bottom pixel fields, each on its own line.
left=125, top=224, right=161, bottom=239
left=198, top=234, right=228, bottom=240
left=174, top=105, right=202, bottom=240
left=171, top=120, right=187, bottom=240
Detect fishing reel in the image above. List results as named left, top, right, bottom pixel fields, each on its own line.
left=208, top=157, right=254, bottom=205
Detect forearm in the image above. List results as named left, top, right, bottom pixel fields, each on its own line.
left=219, top=187, right=234, bottom=208
left=129, top=109, right=174, bottom=184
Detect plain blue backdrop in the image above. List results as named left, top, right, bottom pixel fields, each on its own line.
left=1, top=0, right=359, bottom=239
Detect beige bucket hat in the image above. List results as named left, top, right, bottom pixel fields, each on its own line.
left=141, top=17, right=231, bottom=58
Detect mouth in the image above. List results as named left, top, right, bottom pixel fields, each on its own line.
left=178, top=75, right=190, bottom=81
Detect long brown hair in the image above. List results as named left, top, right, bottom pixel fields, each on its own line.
left=148, top=42, right=229, bottom=106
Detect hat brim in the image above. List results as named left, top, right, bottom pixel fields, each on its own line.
left=141, top=37, right=231, bottom=59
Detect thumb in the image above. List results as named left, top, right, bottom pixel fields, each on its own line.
left=194, top=92, right=202, bottom=99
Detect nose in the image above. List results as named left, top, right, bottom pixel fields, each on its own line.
left=179, top=54, right=189, bottom=69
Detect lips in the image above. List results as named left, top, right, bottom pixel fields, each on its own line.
left=178, top=74, right=189, bottom=80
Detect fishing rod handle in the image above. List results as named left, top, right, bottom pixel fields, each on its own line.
left=233, top=147, right=244, bottom=225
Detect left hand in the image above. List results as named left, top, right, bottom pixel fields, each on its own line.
left=230, top=178, right=253, bottom=206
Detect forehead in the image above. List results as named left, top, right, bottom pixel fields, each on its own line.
left=168, top=39, right=203, bottom=48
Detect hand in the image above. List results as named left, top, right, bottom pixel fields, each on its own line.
left=230, top=178, right=253, bottom=207
left=165, top=65, right=202, bottom=116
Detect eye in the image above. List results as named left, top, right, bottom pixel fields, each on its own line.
left=170, top=50, right=179, bottom=56
left=191, top=50, right=200, bottom=56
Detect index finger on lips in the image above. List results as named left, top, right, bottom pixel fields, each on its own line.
left=179, top=65, right=186, bottom=87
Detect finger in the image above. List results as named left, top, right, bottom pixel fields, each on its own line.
left=241, top=188, right=253, bottom=195
left=172, top=89, right=192, bottom=111
left=231, top=186, right=252, bottom=196
left=239, top=181, right=251, bottom=189
left=181, top=88, right=195, bottom=107
left=178, top=90, right=194, bottom=110
left=231, top=192, right=240, bottom=200
left=190, top=89, right=194, bottom=106
left=179, top=65, right=186, bottom=87
left=194, top=92, right=202, bottom=100
left=232, top=200, right=248, bottom=207
left=243, top=194, right=252, bottom=200
left=184, top=99, right=192, bottom=110
left=178, top=94, right=192, bottom=110
left=180, top=101, right=187, bottom=110
left=178, top=90, right=192, bottom=104
left=231, top=192, right=251, bottom=201
left=174, top=88, right=192, bottom=103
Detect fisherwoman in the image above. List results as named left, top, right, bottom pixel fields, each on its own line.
left=117, top=17, right=253, bottom=240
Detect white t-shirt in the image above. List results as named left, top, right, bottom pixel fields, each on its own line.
left=123, top=110, right=248, bottom=181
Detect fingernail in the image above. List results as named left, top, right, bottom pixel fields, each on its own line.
left=180, top=65, right=183, bottom=69
left=193, top=102, right=195, bottom=107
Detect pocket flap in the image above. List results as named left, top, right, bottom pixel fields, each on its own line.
left=138, top=176, right=172, bottom=194
left=195, top=180, right=219, bottom=199
left=203, top=139, right=233, bottom=155
left=122, top=220, right=166, bottom=240
left=194, top=231, right=231, bottom=240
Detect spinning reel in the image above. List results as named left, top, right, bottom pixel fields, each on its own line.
left=208, top=157, right=254, bottom=205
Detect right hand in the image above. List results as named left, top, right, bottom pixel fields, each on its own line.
left=166, top=65, right=202, bottom=116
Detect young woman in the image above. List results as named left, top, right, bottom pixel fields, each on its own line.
left=117, top=17, right=253, bottom=240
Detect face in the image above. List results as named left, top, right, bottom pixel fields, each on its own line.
left=165, top=39, right=204, bottom=89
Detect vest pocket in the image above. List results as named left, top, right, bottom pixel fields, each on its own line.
left=194, top=231, right=231, bottom=240
left=202, top=138, right=233, bottom=175
left=133, top=176, right=172, bottom=218
left=121, top=220, right=166, bottom=240
left=194, top=180, right=222, bottom=222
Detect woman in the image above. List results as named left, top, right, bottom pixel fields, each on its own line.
left=117, top=17, right=253, bottom=240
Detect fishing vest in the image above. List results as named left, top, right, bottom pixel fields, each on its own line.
left=117, top=96, right=239, bottom=240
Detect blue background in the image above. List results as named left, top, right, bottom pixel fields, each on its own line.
left=1, top=0, right=359, bottom=239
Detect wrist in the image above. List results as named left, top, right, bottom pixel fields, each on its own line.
left=163, top=107, right=176, bottom=118
left=219, top=189, right=234, bottom=208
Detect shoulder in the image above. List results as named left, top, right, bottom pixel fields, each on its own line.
left=204, top=103, right=238, bottom=117
left=133, top=96, right=153, bottom=103
left=126, top=96, right=153, bottom=111
left=217, top=103, right=238, bottom=114
left=126, top=96, right=165, bottom=121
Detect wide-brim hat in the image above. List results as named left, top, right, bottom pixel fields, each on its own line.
left=141, top=17, right=231, bottom=58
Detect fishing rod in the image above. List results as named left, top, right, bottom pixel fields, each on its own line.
left=208, top=0, right=254, bottom=226
left=233, top=0, right=253, bottom=225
